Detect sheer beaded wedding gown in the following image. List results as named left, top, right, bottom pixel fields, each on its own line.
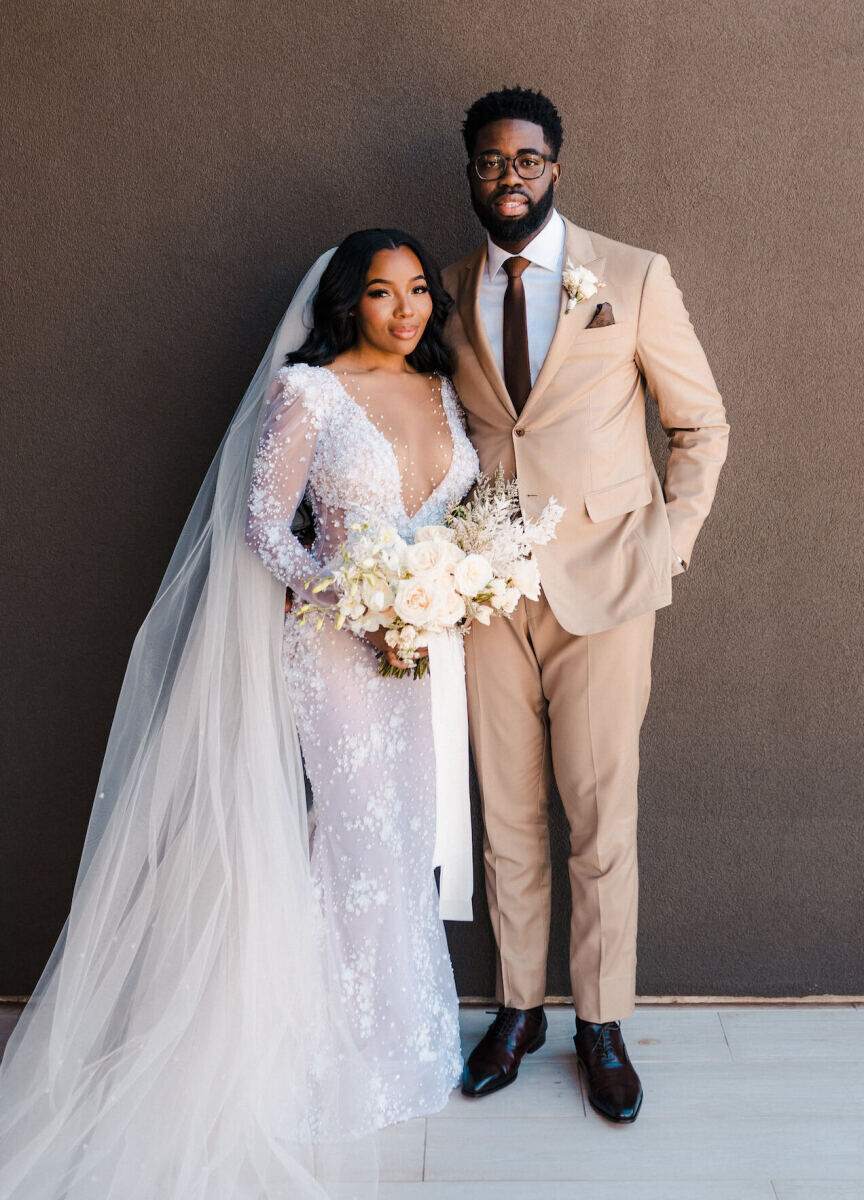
left=0, top=244, right=477, bottom=1198
left=245, top=362, right=480, bottom=1126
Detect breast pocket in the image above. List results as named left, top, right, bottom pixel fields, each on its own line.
left=576, top=323, right=628, bottom=345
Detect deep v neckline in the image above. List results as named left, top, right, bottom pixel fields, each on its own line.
left=320, top=366, right=457, bottom=522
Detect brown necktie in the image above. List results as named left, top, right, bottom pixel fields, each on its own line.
left=502, top=255, right=532, bottom=414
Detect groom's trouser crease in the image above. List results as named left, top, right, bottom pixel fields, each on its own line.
left=465, top=594, right=655, bottom=1023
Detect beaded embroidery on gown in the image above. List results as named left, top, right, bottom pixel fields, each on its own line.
left=246, top=362, right=479, bottom=1125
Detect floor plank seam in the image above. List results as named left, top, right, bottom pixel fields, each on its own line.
left=717, top=1008, right=735, bottom=1060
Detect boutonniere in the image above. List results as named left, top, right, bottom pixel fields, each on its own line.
left=562, top=259, right=604, bottom=313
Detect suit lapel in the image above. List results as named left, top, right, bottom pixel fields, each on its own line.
left=457, top=247, right=517, bottom=419
left=456, top=218, right=606, bottom=422
left=518, top=219, right=605, bottom=420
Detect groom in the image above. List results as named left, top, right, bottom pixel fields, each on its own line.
left=442, top=87, right=729, bottom=1122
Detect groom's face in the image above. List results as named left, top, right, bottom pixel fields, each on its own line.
left=467, top=118, right=560, bottom=248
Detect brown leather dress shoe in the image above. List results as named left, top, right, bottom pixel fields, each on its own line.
left=573, top=1017, right=643, bottom=1123
left=461, top=1005, right=547, bottom=1097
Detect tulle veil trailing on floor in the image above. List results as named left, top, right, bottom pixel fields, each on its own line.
left=0, top=249, right=382, bottom=1199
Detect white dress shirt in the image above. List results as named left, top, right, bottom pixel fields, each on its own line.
left=478, top=209, right=566, bottom=386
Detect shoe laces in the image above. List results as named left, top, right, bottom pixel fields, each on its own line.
left=590, top=1020, right=621, bottom=1066
left=490, top=1007, right=523, bottom=1040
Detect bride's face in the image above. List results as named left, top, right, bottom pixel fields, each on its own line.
left=352, top=247, right=434, bottom=359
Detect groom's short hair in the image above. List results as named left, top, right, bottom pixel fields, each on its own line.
left=462, top=87, right=564, bottom=159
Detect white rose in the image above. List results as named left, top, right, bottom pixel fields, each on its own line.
left=453, top=553, right=494, bottom=598
left=404, top=539, right=464, bottom=576
left=507, top=557, right=541, bottom=601
left=431, top=585, right=466, bottom=629
left=413, top=524, right=457, bottom=543
left=394, top=578, right=441, bottom=626
left=439, top=540, right=465, bottom=567
left=472, top=604, right=493, bottom=625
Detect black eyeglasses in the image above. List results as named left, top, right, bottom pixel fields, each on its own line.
left=470, top=152, right=554, bottom=181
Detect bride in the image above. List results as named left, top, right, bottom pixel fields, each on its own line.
left=0, top=230, right=479, bottom=1198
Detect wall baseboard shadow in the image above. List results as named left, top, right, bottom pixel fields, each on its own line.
left=4, top=994, right=863, bottom=1007
left=459, top=994, right=864, bottom=1006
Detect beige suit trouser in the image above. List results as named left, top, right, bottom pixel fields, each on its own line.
left=464, top=593, right=655, bottom=1023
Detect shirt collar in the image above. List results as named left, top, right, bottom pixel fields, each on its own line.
left=485, top=209, right=566, bottom=281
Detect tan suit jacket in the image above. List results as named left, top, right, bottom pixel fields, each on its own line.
left=442, top=217, right=730, bottom=635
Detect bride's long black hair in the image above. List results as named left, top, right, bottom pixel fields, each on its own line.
left=287, top=228, right=454, bottom=375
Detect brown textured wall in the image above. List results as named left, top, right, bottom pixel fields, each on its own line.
left=2, top=0, right=862, bottom=998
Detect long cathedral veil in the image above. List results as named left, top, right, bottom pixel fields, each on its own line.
left=0, top=249, right=380, bottom=1198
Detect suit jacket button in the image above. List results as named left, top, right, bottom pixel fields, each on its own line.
left=514, top=427, right=525, bottom=437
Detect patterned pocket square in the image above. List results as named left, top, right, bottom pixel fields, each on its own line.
left=586, top=301, right=615, bottom=328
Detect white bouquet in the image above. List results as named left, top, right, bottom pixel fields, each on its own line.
left=299, top=468, right=564, bottom=677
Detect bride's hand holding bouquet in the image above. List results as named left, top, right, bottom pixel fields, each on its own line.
left=299, top=468, right=564, bottom=677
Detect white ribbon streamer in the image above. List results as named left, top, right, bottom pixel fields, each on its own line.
left=427, top=630, right=474, bottom=922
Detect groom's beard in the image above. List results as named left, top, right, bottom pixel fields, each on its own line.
left=471, top=176, right=555, bottom=245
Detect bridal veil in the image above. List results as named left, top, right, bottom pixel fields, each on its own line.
left=0, top=249, right=380, bottom=1198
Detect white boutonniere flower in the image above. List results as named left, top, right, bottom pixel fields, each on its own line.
left=562, top=260, right=603, bottom=313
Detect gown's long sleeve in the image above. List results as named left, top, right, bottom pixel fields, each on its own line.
left=245, top=369, right=325, bottom=599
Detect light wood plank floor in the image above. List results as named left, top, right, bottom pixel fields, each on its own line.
left=2, top=1002, right=861, bottom=1196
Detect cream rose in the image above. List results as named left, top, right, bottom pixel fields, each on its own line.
left=453, top=553, right=494, bottom=598
left=404, top=539, right=464, bottom=577
left=393, top=578, right=441, bottom=626
left=431, top=584, right=466, bottom=629
left=413, top=524, right=458, bottom=544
